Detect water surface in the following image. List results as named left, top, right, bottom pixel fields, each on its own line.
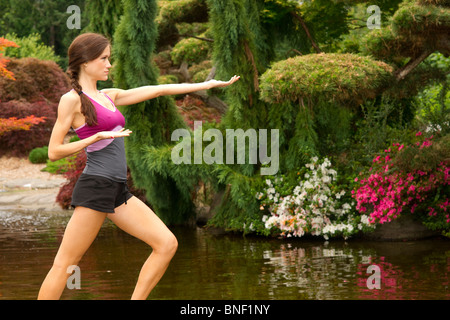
left=0, top=210, right=449, bottom=300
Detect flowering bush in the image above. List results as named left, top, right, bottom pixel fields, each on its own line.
left=256, top=157, right=374, bottom=239
left=352, top=132, right=450, bottom=235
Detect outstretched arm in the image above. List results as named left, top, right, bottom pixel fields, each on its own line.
left=103, top=75, right=240, bottom=107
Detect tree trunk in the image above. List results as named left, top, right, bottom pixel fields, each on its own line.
left=291, top=11, right=322, bottom=53
left=395, top=49, right=433, bottom=81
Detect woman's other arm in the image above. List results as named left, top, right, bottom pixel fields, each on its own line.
left=103, top=76, right=240, bottom=107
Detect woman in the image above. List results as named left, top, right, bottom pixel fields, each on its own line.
left=38, top=33, right=239, bottom=300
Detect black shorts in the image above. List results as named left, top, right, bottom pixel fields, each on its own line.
left=71, top=174, right=133, bottom=213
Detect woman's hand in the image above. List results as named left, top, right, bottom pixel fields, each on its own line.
left=97, top=128, right=133, bottom=140
left=208, top=75, right=240, bottom=89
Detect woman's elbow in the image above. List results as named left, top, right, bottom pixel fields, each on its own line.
left=48, top=149, right=60, bottom=162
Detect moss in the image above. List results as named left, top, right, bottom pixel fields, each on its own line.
left=260, top=53, right=393, bottom=107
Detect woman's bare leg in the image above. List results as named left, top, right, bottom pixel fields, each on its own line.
left=38, top=207, right=107, bottom=300
left=108, top=196, right=178, bottom=300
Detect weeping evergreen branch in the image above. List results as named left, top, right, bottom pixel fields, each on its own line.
left=113, top=0, right=195, bottom=224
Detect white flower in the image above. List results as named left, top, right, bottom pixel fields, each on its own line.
left=303, top=181, right=313, bottom=189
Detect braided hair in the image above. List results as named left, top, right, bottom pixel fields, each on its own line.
left=67, top=33, right=111, bottom=126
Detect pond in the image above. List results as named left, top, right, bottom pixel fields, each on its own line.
left=0, top=209, right=449, bottom=300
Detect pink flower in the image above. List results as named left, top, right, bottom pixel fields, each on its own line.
left=416, top=131, right=422, bottom=136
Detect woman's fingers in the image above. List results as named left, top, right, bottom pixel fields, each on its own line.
left=228, top=75, right=240, bottom=84
left=102, top=129, right=132, bottom=140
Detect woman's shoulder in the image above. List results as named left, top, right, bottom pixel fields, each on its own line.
left=59, top=90, right=81, bottom=112
left=60, top=89, right=81, bottom=103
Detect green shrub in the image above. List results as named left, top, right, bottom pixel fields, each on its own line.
left=42, top=158, right=71, bottom=174
left=259, top=53, right=394, bottom=107
left=2, top=33, right=61, bottom=64
left=170, top=37, right=211, bottom=66
left=29, top=146, right=48, bottom=164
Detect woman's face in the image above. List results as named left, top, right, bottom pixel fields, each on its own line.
left=83, top=46, right=112, bottom=81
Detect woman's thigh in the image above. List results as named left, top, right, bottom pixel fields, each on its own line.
left=107, top=196, right=177, bottom=252
left=54, top=206, right=108, bottom=266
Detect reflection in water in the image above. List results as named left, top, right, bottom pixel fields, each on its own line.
left=0, top=210, right=449, bottom=300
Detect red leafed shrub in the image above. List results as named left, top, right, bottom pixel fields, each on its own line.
left=0, top=57, right=70, bottom=156
left=56, top=151, right=87, bottom=210
left=0, top=57, right=70, bottom=103
left=0, top=99, right=57, bottom=156
left=0, top=115, right=46, bottom=136
left=176, top=95, right=222, bottom=130
left=0, top=37, right=19, bottom=80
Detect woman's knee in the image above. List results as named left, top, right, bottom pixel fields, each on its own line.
left=153, top=232, right=178, bottom=257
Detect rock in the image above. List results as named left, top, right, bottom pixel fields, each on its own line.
left=3, top=178, right=66, bottom=190
left=363, top=214, right=440, bottom=241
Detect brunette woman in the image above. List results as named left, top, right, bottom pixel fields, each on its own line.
left=38, top=33, right=239, bottom=300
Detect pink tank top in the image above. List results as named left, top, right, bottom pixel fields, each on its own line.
left=73, top=90, right=128, bottom=182
left=73, top=90, right=125, bottom=152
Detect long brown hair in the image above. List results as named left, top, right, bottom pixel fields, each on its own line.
left=67, top=33, right=111, bottom=126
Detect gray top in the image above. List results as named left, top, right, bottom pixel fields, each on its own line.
left=83, top=137, right=128, bottom=182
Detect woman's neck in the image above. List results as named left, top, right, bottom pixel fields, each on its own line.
left=78, top=73, right=98, bottom=95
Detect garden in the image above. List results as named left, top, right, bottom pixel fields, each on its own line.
left=1, top=0, right=449, bottom=241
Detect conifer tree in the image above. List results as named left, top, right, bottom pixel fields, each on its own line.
left=113, top=0, right=197, bottom=224
left=85, top=0, right=123, bottom=40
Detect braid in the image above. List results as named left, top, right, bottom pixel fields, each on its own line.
left=67, top=68, right=98, bottom=126
left=67, top=69, right=83, bottom=95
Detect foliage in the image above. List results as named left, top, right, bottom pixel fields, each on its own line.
left=170, top=37, right=211, bottom=66
left=2, top=33, right=61, bottom=64
left=113, top=0, right=195, bottom=224
left=176, top=96, right=221, bottom=130
left=0, top=57, right=69, bottom=156
left=0, top=115, right=46, bottom=136
left=256, top=157, right=374, bottom=239
left=0, top=100, right=55, bottom=157
left=42, top=157, right=71, bottom=174
left=259, top=53, right=394, bottom=107
left=156, top=0, right=209, bottom=48
left=0, top=37, right=19, bottom=80
left=414, top=80, right=450, bottom=135
left=0, top=57, right=70, bottom=103
left=0, top=0, right=87, bottom=62
left=29, top=146, right=49, bottom=164
left=361, top=0, right=450, bottom=63
left=352, top=132, right=450, bottom=235
left=85, top=0, right=123, bottom=40
left=56, top=151, right=86, bottom=209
